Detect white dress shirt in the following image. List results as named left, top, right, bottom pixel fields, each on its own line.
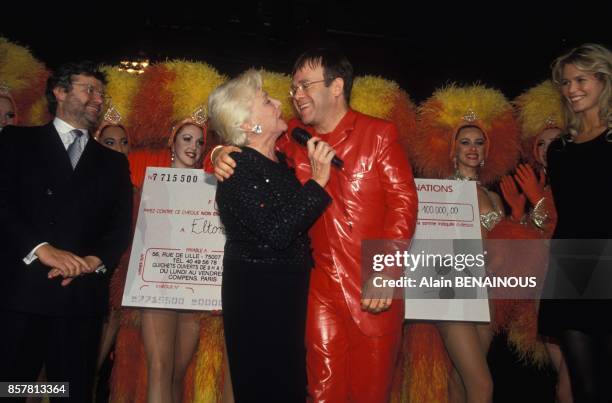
left=53, top=117, right=90, bottom=150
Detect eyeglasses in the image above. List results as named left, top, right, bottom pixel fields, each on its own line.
left=289, top=79, right=329, bottom=97
left=72, top=83, right=109, bottom=101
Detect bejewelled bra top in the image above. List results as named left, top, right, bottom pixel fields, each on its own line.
left=449, top=171, right=503, bottom=231
left=479, top=209, right=502, bottom=232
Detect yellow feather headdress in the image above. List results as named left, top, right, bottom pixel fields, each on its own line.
left=514, top=80, right=565, bottom=140
left=260, top=70, right=293, bottom=120
left=0, top=37, right=50, bottom=125
left=351, top=75, right=417, bottom=158
left=165, top=60, right=227, bottom=124
left=411, top=84, right=521, bottom=184
left=100, top=66, right=143, bottom=129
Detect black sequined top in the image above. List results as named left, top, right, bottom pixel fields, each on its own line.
left=216, top=147, right=331, bottom=268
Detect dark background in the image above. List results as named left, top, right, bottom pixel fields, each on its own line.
left=2, top=1, right=610, bottom=103
left=4, top=2, right=609, bottom=401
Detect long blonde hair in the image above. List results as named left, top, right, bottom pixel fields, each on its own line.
left=551, top=43, right=612, bottom=137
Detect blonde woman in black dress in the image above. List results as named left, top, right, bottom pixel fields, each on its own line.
left=538, top=43, right=612, bottom=402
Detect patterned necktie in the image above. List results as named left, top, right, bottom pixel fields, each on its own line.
left=67, top=129, right=84, bottom=169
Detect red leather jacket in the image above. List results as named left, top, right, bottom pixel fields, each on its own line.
left=278, top=109, right=418, bottom=336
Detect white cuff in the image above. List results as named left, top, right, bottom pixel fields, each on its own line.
left=23, top=242, right=49, bottom=265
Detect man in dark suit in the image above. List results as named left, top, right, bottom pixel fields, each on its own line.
left=0, top=61, right=132, bottom=402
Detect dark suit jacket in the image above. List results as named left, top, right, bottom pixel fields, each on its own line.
left=0, top=122, right=132, bottom=317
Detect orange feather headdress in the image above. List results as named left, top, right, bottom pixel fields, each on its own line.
left=130, top=60, right=225, bottom=150
left=409, top=84, right=521, bottom=185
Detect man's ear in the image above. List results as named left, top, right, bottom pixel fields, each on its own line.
left=331, top=77, right=344, bottom=99
left=53, top=86, right=68, bottom=103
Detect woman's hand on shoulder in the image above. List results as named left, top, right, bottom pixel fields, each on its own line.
left=213, top=145, right=241, bottom=182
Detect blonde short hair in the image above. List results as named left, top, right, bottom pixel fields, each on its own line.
left=551, top=43, right=612, bottom=136
left=207, top=69, right=262, bottom=146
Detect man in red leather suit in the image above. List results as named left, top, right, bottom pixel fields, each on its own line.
left=214, top=49, right=418, bottom=402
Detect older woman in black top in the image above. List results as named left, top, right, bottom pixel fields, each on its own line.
left=208, top=69, right=335, bottom=402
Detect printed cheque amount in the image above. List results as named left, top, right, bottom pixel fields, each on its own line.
left=418, top=202, right=474, bottom=222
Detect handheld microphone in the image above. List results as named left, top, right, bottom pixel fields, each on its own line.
left=291, top=127, right=344, bottom=168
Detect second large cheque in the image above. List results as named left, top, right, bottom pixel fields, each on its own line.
left=404, top=179, right=490, bottom=322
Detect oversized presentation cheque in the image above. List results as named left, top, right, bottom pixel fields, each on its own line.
left=122, top=167, right=225, bottom=311
left=404, top=178, right=490, bottom=322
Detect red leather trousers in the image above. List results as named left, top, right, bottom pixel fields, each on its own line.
left=305, top=267, right=401, bottom=403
